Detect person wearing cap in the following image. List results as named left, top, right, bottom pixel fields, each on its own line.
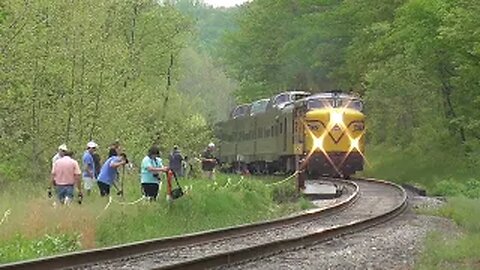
left=168, top=145, right=184, bottom=178
left=141, top=146, right=169, bottom=200
left=82, top=141, right=98, bottom=195
left=52, top=144, right=68, bottom=166
left=50, top=151, right=82, bottom=204
left=97, top=147, right=128, bottom=196
left=201, top=143, right=217, bottom=180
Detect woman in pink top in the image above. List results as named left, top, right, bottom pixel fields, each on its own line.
left=50, top=151, right=83, bottom=204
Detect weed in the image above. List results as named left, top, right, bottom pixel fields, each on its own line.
left=0, top=173, right=310, bottom=263
left=417, top=198, right=480, bottom=269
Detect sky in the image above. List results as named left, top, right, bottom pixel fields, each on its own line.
left=203, top=0, right=250, bottom=8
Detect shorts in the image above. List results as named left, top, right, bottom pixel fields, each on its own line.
left=83, top=177, right=96, bottom=190
left=202, top=170, right=215, bottom=180
left=97, top=181, right=111, bottom=197
left=55, top=185, right=74, bottom=204
left=142, top=183, right=159, bottom=200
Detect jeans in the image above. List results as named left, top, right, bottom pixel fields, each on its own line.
left=55, top=185, right=74, bottom=204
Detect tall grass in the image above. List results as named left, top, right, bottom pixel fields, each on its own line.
left=0, top=173, right=307, bottom=263
left=417, top=198, right=480, bottom=270
left=364, top=144, right=480, bottom=269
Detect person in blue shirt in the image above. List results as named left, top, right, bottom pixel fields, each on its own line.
left=82, top=141, right=98, bottom=195
left=141, top=146, right=169, bottom=201
left=97, top=149, right=127, bottom=197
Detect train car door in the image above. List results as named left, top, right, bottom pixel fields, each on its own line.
left=293, top=106, right=306, bottom=171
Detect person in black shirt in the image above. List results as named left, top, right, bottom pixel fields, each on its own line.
left=169, top=145, right=184, bottom=177
left=201, top=143, right=217, bottom=180
left=92, top=152, right=101, bottom=178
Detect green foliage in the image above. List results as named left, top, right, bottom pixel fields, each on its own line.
left=177, top=47, right=237, bottom=122
left=0, top=233, right=80, bottom=264
left=418, top=232, right=480, bottom=270
left=271, top=181, right=298, bottom=204
left=430, top=178, right=480, bottom=199
left=417, top=198, right=480, bottom=269
left=222, top=0, right=480, bottom=184
left=0, top=174, right=309, bottom=263
left=437, top=197, right=480, bottom=232
left=0, top=0, right=223, bottom=182
left=174, top=0, right=239, bottom=54
left=432, top=180, right=466, bottom=197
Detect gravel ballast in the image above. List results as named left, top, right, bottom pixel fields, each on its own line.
left=220, top=196, right=458, bottom=270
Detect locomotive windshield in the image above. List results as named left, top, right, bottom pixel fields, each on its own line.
left=338, top=99, right=363, bottom=111
left=307, top=97, right=363, bottom=111
left=307, top=98, right=334, bottom=109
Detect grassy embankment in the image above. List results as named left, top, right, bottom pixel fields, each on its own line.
left=364, top=145, right=480, bottom=269
left=0, top=173, right=309, bottom=264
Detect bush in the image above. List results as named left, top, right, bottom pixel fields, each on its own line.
left=464, top=179, right=480, bottom=199
left=431, top=180, right=465, bottom=197
left=271, top=181, right=298, bottom=203
left=430, top=179, right=480, bottom=198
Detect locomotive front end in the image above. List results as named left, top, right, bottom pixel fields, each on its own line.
left=301, top=94, right=365, bottom=178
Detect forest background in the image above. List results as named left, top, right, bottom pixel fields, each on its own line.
left=0, top=0, right=238, bottom=183
left=2, top=0, right=480, bottom=190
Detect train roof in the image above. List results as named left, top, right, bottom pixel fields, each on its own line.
left=274, top=90, right=311, bottom=96
left=304, top=92, right=361, bottom=100
left=251, top=98, right=270, bottom=103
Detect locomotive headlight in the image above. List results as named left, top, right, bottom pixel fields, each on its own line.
left=313, top=136, right=324, bottom=151
left=330, top=112, right=343, bottom=126
left=350, top=137, right=360, bottom=151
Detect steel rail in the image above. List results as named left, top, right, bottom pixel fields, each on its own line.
left=152, top=178, right=407, bottom=270
left=0, top=180, right=359, bottom=270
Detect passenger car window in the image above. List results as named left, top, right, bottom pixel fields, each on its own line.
left=231, top=104, right=251, bottom=118
left=275, top=94, right=289, bottom=106
left=251, top=99, right=269, bottom=115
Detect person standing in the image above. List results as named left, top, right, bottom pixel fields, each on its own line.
left=141, top=146, right=169, bottom=200
left=52, top=144, right=68, bottom=166
left=50, top=151, right=82, bottom=204
left=97, top=150, right=127, bottom=197
left=201, top=143, right=217, bottom=180
left=82, top=141, right=98, bottom=195
left=92, top=152, right=101, bottom=178
left=168, top=145, right=184, bottom=177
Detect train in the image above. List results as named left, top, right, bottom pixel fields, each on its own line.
left=215, top=90, right=365, bottom=178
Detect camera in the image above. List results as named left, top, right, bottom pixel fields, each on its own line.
left=120, top=153, right=129, bottom=164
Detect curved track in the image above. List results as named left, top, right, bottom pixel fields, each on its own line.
left=0, top=178, right=406, bottom=270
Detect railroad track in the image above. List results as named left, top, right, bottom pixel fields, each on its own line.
left=0, top=178, right=406, bottom=270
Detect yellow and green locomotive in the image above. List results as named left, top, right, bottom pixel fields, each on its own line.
left=216, top=91, right=365, bottom=178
